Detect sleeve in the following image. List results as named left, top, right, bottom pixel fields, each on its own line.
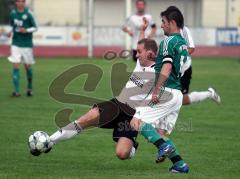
left=27, top=10, right=37, bottom=33
left=183, top=26, right=195, bottom=48
left=9, top=12, right=14, bottom=27
left=161, top=37, right=175, bottom=64
left=28, top=10, right=37, bottom=28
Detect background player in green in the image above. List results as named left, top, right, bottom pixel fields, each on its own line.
left=7, top=0, right=37, bottom=97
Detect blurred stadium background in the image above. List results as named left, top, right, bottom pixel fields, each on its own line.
left=0, top=0, right=240, bottom=57
left=1, top=0, right=240, bottom=178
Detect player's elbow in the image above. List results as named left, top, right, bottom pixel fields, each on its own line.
left=188, top=48, right=195, bottom=55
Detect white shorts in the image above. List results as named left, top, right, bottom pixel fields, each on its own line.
left=134, top=87, right=183, bottom=134
left=8, top=45, right=35, bottom=65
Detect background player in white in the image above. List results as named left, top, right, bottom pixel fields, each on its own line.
left=7, top=0, right=37, bottom=97
left=122, top=0, right=156, bottom=61
left=165, top=6, right=221, bottom=105
left=181, top=25, right=221, bottom=105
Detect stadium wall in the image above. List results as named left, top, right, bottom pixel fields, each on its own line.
left=0, top=26, right=239, bottom=58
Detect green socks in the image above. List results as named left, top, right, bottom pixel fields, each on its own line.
left=12, top=68, right=20, bottom=93
left=166, top=139, right=184, bottom=166
left=139, top=123, right=163, bottom=144
left=139, top=122, right=184, bottom=166
left=26, top=68, right=33, bottom=90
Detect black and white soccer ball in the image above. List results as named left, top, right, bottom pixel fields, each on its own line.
left=28, top=131, right=51, bottom=154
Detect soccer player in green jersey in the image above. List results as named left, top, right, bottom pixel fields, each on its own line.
left=7, top=0, right=37, bottom=97
left=130, top=7, right=190, bottom=173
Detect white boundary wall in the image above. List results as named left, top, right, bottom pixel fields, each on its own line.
left=1, top=26, right=240, bottom=46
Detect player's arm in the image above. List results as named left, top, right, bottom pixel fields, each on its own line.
left=19, top=10, right=38, bottom=33
left=147, top=25, right=156, bottom=39
left=7, top=13, right=14, bottom=37
left=184, top=26, right=195, bottom=55
left=151, top=61, right=172, bottom=104
left=188, top=47, right=195, bottom=55
left=147, top=16, right=157, bottom=39
left=139, top=17, right=148, bottom=40
left=122, top=17, right=133, bottom=36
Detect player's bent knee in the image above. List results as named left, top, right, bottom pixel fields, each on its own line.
left=115, top=150, right=130, bottom=160
left=130, top=118, right=141, bottom=131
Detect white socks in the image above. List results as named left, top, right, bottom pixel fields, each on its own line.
left=188, top=91, right=212, bottom=104
left=50, top=121, right=82, bottom=144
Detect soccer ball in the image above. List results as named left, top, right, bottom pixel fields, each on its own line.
left=28, top=131, right=51, bottom=154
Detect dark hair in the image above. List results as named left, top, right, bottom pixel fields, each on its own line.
left=160, top=6, right=184, bottom=28
left=136, top=0, right=146, bottom=5
left=138, top=38, right=158, bottom=54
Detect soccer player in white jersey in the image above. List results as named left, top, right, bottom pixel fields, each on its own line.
left=122, top=0, right=156, bottom=61
left=181, top=25, right=221, bottom=105
left=166, top=6, right=221, bottom=105
left=30, top=39, right=159, bottom=160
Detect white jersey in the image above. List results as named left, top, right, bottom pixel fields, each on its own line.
left=124, top=14, right=155, bottom=50
left=180, top=26, right=195, bottom=69
left=116, top=60, right=155, bottom=109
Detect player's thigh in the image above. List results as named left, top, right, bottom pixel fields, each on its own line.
left=96, top=99, right=121, bottom=128
left=135, top=89, right=183, bottom=133
left=8, top=45, right=22, bottom=64
left=156, top=110, right=180, bottom=135
left=181, top=66, right=192, bottom=94
left=22, top=48, right=35, bottom=65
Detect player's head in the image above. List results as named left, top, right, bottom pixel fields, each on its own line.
left=136, top=38, right=158, bottom=66
left=15, top=0, right=26, bottom=10
left=160, top=6, right=184, bottom=35
left=136, top=0, right=146, bottom=14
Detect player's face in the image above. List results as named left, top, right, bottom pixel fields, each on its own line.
left=16, top=0, right=25, bottom=10
left=136, top=43, right=148, bottom=66
left=161, top=16, right=170, bottom=36
left=136, top=1, right=145, bottom=13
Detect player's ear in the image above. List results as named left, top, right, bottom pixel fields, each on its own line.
left=146, top=50, right=156, bottom=61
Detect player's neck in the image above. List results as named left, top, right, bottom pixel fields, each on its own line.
left=169, top=28, right=180, bottom=35
left=137, top=11, right=145, bottom=16
left=17, top=7, right=25, bottom=12
left=142, top=61, right=155, bottom=67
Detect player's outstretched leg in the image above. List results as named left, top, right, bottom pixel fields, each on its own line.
left=30, top=108, right=100, bottom=156
left=184, top=87, right=221, bottom=105
left=208, top=87, right=221, bottom=104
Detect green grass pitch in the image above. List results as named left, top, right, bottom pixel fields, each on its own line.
left=0, top=57, right=240, bottom=178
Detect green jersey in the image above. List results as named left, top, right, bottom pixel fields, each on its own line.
left=10, top=8, right=37, bottom=48
left=155, top=33, right=190, bottom=90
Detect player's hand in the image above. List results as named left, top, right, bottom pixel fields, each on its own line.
left=19, top=27, right=27, bottom=33
left=140, top=17, right=149, bottom=32
left=128, top=31, right=133, bottom=36
left=7, top=32, right=12, bottom=38
left=151, top=87, right=160, bottom=104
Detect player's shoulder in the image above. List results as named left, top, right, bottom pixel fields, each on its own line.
left=143, top=14, right=153, bottom=19
left=10, top=9, right=17, bottom=15
left=182, top=26, right=191, bottom=34
left=161, top=36, right=176, bottom=46
left=24, top=8, right=34, bottom=17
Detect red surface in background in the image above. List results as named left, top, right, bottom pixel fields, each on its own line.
left=0, top=45, right=239, bottom=58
